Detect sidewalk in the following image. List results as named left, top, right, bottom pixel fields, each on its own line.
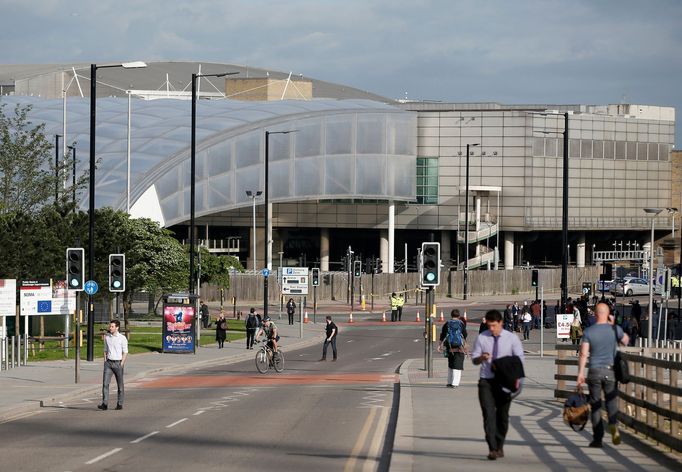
left=392, top=353, right=680, bottom=471
left=0, top=319, right=321, bottom=422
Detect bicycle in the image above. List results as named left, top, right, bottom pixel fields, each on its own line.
left=255, top=340, right=285, bottom=373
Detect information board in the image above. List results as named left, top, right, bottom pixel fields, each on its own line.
left=20, top=280, right=76, bottom=316
left=0, top=279, right=16, bottom=317
left=281, top=267, right=309, bottom=295
left=556, top=313, right=574, bottom=339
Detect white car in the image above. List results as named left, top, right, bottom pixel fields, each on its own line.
left=614, top=277, right=649, bottom=296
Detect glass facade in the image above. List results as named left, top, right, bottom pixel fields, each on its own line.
left=416, top=157, right=439, bottom=204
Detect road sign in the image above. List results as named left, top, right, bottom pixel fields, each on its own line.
left=281, top=267, right=309, bottom=295
left=84, top=280, right=99, bottom=296
left=262, top=268, right=270, bottom=278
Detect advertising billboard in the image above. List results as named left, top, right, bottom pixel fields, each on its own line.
left=162, top=304, right=196, bottom=353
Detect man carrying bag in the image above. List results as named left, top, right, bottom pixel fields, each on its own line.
left=576, top=302, right=629, bottom=448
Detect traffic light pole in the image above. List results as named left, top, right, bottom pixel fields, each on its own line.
left=371, top=269, right=375, bottom=312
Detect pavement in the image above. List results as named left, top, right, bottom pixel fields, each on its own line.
left=1, top=295, right=679, bottom=470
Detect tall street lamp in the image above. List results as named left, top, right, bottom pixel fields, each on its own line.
left=246, top=190, right=262, bottom=271
left=87, top=61, right=146, bottom=362
left=264, top=130, right=295, bottom=318
left=533, top=112, right=569, bottom=310
left=67, top=144, right=76, bottom=210
left=55, top=134, right=62, bottom=204
left=189, top=71, right=239, bottom=295
left=644, top=207, right=663, bottom=346
left=463, top=142, right=479, bottom=300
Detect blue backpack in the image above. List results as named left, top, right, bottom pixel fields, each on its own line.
left=446, top=319, right=463, bottom=348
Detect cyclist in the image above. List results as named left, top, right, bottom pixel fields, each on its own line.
left=256, top=316, right=279, bottom=353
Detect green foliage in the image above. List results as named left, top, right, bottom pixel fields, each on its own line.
left=199, top=247, right=243, bottom=289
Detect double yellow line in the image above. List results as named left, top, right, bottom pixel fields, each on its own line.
left=344, top=406, right=390, bottom=472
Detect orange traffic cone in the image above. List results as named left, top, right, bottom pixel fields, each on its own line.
left=439, top=310, right=445, bottom=322
left=381, top=312, right=387, bottom=322
left=303, top=311, right=309, bottom=323
left=415, top=310, right=421, bottom=322
left=348, top=312, right=354, bottom=323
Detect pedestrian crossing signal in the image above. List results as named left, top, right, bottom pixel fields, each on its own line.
left=109, top=254, right=125, bottom=292
left=531, top=269, right=539, bottom=287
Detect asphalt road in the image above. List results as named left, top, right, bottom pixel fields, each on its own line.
left=0, top=324, right=424, bottom=472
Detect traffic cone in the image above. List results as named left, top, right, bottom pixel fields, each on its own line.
left=303, top=311, right=309, bottom=323
left=415, top=310, right=421, bottom=322
left=439, top=310, right=444, bottom=322
left=381, top=312, right=387, bottom=322
left=348, top=312, right=354, bottom=323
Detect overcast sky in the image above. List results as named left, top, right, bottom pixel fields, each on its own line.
left=2, top=0, right=681, bottom=144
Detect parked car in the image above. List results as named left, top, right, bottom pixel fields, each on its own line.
left=597, top=279, right=614, bottom=293
left=613, top=277, right=649, bottom=296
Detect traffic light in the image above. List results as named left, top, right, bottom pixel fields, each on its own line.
left=420, top=242, right=441, bottom=286
left=66, top=248, right=84, bottom=291
left=353, top=260, right=362, bottom=277
left=375, top=258, right=383, bottom=274
left=604, top=263, right=613, bottom=280
left=109, top=254, right=125, bottom=292
left=311, top=268, right=320, bottom=286
left=365, top=258, right=374, bottom=274
left=531, top=269, right=539, bottom=287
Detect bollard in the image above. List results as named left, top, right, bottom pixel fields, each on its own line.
left=2, top=337, right=6, bottom=370
left=10, top=336, right=15, bottom=368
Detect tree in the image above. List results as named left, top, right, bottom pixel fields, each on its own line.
left=198, top=247, right=243, bottom=289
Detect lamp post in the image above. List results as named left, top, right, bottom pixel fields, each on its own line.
left=246, top=190, right=263, bottom=271
left=55, top=134, right=62, bottom=204
left=463, top=142, right=479, bottom=300
left=644, top=207, right=663, bottom=346
left=189, top=71, right=239, bottom=295
left=67, top=144, right=76, bottom=210
left=87, top=61, right=146, bottom=362
left=264, top=130, right=295, bottom=318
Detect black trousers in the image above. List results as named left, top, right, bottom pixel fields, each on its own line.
left=246, top=328, right=256, bottom=348
left=391, top=309, right=398, bottom=322
left=288, top=312, right=295, bottom=325
left=478, top=378, right=512, bottom=452
left=397, top=306, right=403, bottom=321
left=322, top=337, right=337, bottom=359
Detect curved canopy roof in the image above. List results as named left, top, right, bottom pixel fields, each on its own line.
left=1, top=96, right=417, bottom=226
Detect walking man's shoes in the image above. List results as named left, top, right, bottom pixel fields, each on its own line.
left=588, top=440, right=603, bottom=448
left=609, top=424, right=621, bottom=445
left=97, top=404, right=108, bottom=410
left=487, top=450, right=498, bottom=460
left=496, top=448, right=504, bottom=458
left=115, top=405, right=123, bottom=410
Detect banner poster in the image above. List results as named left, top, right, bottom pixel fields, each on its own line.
left=20, top=279, right=76, bottom=316
left=556, top=313, right=574, bottom=339
left=162, top=304, right=196, bottom=353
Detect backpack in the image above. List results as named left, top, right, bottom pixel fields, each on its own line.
left=446, top=319, right=463, bottom=348
left=246, top=315, right=257, bottom=329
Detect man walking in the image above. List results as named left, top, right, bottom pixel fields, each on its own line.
left=577, top=302, right=629, bottom=448
left=245, top=308, right=258, bottom=349
left=98, top=320, right=128, bottom=411
left=320, top=315, right=338, bottom=361
left=438, top=309, right=468, bottom=387
left=199, top=300, right=210, bottom=328
left=286, top=298, right=296, bottom=325
left=471, top=310, right=524, bottom=460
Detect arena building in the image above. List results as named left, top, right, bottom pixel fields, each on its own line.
left=0, top=62, right=677, bottom=273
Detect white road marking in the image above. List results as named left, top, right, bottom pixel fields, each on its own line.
left=130, top=431, right=159, bottom=444
left=346, top=339, right=354, bottom=343
left=193, top=410, right=205, bottom=416
left=413, top=339, right=420, bottom=342
left=165, top=418, right=188, bottom=428
left=85, top=448, right=122, bottom=465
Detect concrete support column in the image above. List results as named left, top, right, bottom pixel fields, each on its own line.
left=388, top=201, right=395, bottom=273
left=475, top=196, right=481, bottom=231
left=504, top=232, right=514, bottom=270
left=576, top=232, right=586, bottom=268
left=320, top=228, right=330, bottom=271
left=380, top=230, right=389, bottom=268
left=441, top=231, right=451, bottom=267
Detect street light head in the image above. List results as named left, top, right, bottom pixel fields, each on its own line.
left=643, top=207, right=664, bottom=216
left=256, top=191, right=263, bottom=196
left=121, top=61, right=147, bottom=69
left=246, top=190, right=253, bottom=197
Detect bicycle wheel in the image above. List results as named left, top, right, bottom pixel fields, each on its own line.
left=255, top=348, right=269, bottom=373
left=273, top=350, right=285, bottom=373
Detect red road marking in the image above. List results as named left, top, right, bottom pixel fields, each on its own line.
left=134, top=373, right=398, bottom=389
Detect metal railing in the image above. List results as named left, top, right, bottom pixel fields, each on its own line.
left=525, top=215, right=674, bottom=230
left=456, top=222, right=498, bottom=244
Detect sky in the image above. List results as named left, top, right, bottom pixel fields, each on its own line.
left=2, top=0, right=681, bottom=144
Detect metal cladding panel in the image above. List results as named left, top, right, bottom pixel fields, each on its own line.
left=2, top=96, right=416, bottom=227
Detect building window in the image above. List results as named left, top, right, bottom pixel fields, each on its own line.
left=416, top=157, right=438, bottom=204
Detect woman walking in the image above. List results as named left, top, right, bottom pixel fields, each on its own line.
left=215, top=311, right=228, bottom=348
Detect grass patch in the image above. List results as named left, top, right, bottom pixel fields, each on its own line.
left=26, top=320, right=246, bottom=361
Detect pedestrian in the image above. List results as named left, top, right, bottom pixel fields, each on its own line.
left=438, top=309, right=468, bottom=388
left=199, top=299, right=210, bottom=328
left=390, top=292, right=400, bottom=322
left=245, top=308, right=258, bottom=349
left=503, top=305, right=513, bottom=332
left=397, top=292, right=405, bottom=321
left=320, top=315, right=338, bottom=361
left=98, top=320, right=128, bottom=411
left=511, top=302, right=520, bottom=332
left=471, top=310, right=525, bottom=460
left=522, top=310, right=532, bottom=341
left=570, top=314, right=583, bottom=351
left=215, top=311, right=228, bottom=348
left=531, top=300, right=541, bottom=329
left=286, top=298, right=296, bottom=325
left=577, top=302, right=629, bottom=448
left=631, top=299, right=641, bottom=325
left=479, top=316, right=489, bottom=334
